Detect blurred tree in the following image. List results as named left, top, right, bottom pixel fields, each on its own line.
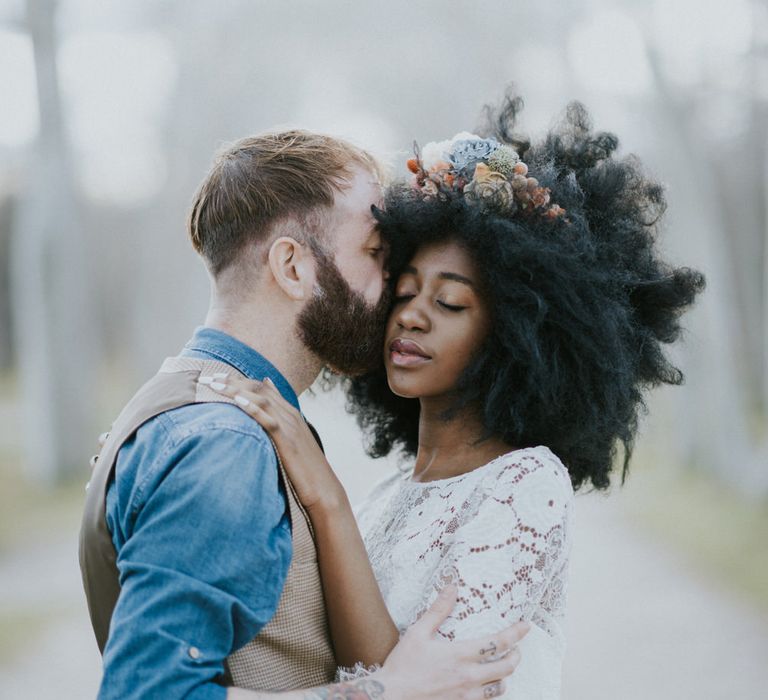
left=638, top=2, right=768, bottom=495
left=0, top=193, right=14, bottom=370
left=9, top=0, right=98, bottom=482
left=4, top=0, right=758, bottom=493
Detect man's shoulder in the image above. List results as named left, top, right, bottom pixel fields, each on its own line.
left=156, top=400, right=271, bottom=445
left=116, top=400, right=276, bottom=477
left=111, top=401, right=282, bottom=520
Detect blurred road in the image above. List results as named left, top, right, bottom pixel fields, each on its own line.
left=1, top=387, right=766, bottom=698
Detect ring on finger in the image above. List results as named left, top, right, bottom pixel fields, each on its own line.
left=482, top=680, right=503, bottom=698
left=479, top=646, right=513, bottom=665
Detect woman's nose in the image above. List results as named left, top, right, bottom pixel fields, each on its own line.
left=395, top=299, right=429, bottom=332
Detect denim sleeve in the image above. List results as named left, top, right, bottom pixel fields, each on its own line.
left=101, top=408, right=292, bottom=700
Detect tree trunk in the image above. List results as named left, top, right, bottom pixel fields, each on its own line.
left=642, top=42, right=765, bottom=495
left=9, top=0, right=99, bottom=483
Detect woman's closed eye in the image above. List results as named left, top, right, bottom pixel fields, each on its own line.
left=394, top=294, right=467, bottom=312
left=393, top=294, right=415, bottom=304
left=437, top=300, right=468, bottom=312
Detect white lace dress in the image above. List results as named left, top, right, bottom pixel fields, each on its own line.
left=354, top=445, right=574, bottom=699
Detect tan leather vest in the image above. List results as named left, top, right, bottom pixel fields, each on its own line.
left=79, top=356, right=336, bottom=691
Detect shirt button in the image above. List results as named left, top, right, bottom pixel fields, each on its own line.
left=188, top=646, right=201, bottom=660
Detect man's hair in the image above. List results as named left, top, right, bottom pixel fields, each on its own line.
left=188, top=130, right=381, bottom=276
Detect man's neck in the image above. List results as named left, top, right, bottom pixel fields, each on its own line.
left=204, top=305, right=322, bottom=396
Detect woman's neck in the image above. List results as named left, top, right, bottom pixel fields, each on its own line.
left=412, top=399, right=514, bottom=483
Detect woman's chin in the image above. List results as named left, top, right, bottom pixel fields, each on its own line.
left=385, top=370, right=421, bottom=400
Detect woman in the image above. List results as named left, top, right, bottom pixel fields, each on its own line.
left=207, top=96, right=704, bottom=698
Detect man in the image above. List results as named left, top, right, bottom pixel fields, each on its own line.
left=80, top=131, right=527, bottom=699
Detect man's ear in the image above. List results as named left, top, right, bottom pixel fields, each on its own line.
left=267, top=236, right=315, bottom=301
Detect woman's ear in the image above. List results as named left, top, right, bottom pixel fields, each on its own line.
left=267, top=236, right=315, bottom=301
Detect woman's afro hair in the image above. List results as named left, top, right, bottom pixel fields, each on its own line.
left=343, top=93, right=705, bottom=491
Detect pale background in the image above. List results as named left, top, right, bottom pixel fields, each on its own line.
left=0, top=0, right=767, bottom=698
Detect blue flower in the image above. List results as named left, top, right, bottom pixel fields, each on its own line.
left=448, top=138, right=500, bottom=173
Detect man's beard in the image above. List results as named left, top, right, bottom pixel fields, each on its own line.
left=297, top=250, right=391, bottom=376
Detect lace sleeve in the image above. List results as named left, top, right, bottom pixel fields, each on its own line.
left=431, top=451, right=574, bottom=641
left=335, top=662, right=382, bottom=683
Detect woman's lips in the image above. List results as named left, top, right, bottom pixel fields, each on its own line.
left=389, top=338, right=431, bottom=367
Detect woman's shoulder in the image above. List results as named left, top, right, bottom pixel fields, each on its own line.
left=481, top=445, right=574, bottom=511
left=352, top=467, right=408, bottom=521
left=486, top=445, right=573, bottom=484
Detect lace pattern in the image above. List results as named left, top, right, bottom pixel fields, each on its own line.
left=335, top=662, right=382, bottom=683
left=352, top=446, right=574, bottom=698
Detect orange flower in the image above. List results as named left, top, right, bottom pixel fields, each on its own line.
left=532, top=188, right=551, bottom=208
left=429, top=160, right=452, bottom=174
left=472, top=162, right=507, bottom=185
left=421, top=179, right=439, bottom=197
left=545, top=204, right=567, bottom=219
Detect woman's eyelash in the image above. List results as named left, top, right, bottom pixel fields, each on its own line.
left=394, top=295, right=467, bottom=311
left=438, top=301, right=467, bottom=312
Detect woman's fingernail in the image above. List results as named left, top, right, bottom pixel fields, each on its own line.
left=210, top=382, right=227, bottom=391
left=265, top=377, right=275, bottom=386
left=213, top=372, right=229, bottom=379
left=234, top=395, right=251, bottom=407
left=198, top=376, right=213, bottom=385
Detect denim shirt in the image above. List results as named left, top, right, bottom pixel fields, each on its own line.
left=101, top=327, right=296, bottom=699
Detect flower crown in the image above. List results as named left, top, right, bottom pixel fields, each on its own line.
left=407, top=132, right=566, bottom=220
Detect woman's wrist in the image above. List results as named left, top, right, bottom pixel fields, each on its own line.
left=307, top=486, right=352, bottom=520
left=359, top=668, right=395, bottom=699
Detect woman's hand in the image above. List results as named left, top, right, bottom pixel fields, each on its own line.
left=378, top=585, right=528, bottom=700
left=201, top=373, right=347, bottom=514
left=203, top=373, right=405, bottom=670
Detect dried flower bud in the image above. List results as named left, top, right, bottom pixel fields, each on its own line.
left=532, top=188, right=551, bottom=208
left=421, top=179, right=439, bottom=197
left=486, top=145, right=520, bottom=178
left=429, top=160, right=452, bottom=174
left=511, top=174, right=528, bottom=191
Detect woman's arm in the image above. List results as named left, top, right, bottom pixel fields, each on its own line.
left=225, top=586, right=528, bottom=700
left=310, top=494, right=401, bottom=667
left=206, top=375, right=399, bottom=668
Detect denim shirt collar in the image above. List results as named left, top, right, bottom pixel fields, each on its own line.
left=181, top=326, right=300, bottom=410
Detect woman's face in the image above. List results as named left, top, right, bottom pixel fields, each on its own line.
left=384, top=240, right=490, bottom=400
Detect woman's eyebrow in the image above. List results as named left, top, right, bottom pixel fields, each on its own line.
left=401, top=266, right=475, bottom=289
left=438, top=271, right=475, bottom=288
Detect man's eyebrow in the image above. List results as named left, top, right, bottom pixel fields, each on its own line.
left=401, top=266, right=476, bottom=289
